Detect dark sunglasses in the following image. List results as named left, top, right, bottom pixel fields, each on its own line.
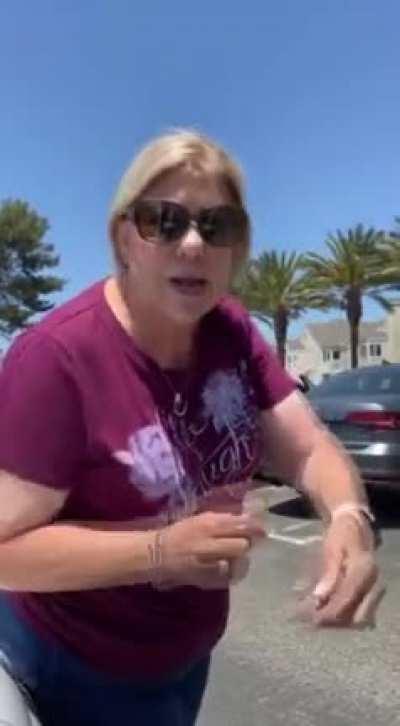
left=123, top=200, right=249, bottom=247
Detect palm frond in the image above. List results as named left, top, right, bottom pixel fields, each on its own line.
left=366, top=292, right=394, bottom=312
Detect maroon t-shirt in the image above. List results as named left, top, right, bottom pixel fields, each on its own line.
left=0, top=280, right=295, bottom=678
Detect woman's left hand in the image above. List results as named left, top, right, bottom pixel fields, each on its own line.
left=310, top=514, right=384, bottom=627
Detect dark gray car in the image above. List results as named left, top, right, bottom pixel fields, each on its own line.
left=308, top=365, right=400, bottom=490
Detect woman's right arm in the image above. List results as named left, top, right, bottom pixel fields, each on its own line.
left=0, top=469, right=156, bottom=591
left=0, top=333, right=158, bottom=591
left=0, top=470, right=263, bottom=592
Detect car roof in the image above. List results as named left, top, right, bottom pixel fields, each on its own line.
left=332, top=364, right=400, bottom=378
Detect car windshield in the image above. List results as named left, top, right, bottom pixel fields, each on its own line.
left=310, top=368, right=400, bottom=396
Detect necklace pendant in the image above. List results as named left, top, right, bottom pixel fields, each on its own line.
left=173, top=391, right=188, bottom=417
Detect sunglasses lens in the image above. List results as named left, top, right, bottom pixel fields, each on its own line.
left=159, top=203, right=188, bottom=242
left=199, top=206, right=248, bottom=246
left=134, top=202, right=161, bottom=240
left=131, top=201, right=248, bottom=247
left=134, top=202, right=188, bottom=243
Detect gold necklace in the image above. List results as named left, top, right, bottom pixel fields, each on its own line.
left=116, top=277, right=194, bottom=417
left=160, top=370, right=189, bottom=417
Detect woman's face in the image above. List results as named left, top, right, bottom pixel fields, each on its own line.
left=117, top=167, right=238, bottom=326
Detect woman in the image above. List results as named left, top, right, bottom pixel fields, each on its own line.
left=0, top=130, right=378, bottom=725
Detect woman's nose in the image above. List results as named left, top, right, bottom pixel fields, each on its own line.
left=176, top=224, right=205, bottom=258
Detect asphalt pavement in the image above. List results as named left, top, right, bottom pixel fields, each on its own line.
left=198, top=484, right=400, bottom=726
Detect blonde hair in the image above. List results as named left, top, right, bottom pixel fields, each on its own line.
left=109, top=129, right=250, bottom=274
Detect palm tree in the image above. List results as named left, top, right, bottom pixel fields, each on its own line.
left=302, top=224, right=393, bottom=368
left=381, top=217, right=400, bottom=283
left=234, top=251, right=330, bottom=366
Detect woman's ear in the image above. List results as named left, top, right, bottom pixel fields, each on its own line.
left=114, top=218, right=131, bottom=269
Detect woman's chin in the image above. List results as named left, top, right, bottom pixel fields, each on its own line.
left=164, top=293, right=217, bottom=326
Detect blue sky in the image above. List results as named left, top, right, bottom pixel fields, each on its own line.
left=1, top=0, right=399, bottom=340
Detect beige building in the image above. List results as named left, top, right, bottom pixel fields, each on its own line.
left=286, top=300, right=400, bottom=384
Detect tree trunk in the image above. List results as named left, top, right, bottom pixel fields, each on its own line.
left=350, top=321, right=359, bottom=368
left=346, top=286, right=362, bottom=368
left=274, top=307, right=288, bottom=367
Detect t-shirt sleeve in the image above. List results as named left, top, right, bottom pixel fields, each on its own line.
left=0, top=331, right=87, bottom=489
left=246, top=318, right=296, bottom=410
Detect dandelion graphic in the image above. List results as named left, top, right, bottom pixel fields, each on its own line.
left=202, top=370, right=248, bottom=468
left=113, top=419, right=192, bottom=516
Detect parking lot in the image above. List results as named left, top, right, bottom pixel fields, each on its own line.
left=199, top=484, right=400, bottom=726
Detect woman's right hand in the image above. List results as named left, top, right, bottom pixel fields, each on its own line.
left=153, top=510, right=266, bottom=590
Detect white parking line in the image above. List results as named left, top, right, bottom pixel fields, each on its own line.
left=269, top=531, right=322, bottom=546
left=282, top=522, right=315, bottom=533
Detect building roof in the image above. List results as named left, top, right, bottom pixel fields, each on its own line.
left=306, top=319, right=387, bottom=349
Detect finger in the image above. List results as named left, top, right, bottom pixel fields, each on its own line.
left=352, top=579, right=386, bottom=627
left=197, top=536, right=252, bottom=563
left=193, top=559, right=232, bottom=590
left=314, top=562, right=374, bottom=626
left=226, top=518, right=267, bottom=544
left=207, top=512, right=266, bottom=541
left=217, top=559, right=230, bottom=577
left=313, top=547, right=345, bottom=607
left=196, top=558, right=230, bottom=574
left=314, top=554, right=378, bottom=626
left=197, top=556, right=251, bottom=585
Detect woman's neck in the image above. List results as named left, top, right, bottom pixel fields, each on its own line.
left=104, top=276, right=196, bottom=369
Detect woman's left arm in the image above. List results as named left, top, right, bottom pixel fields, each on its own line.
left=261, top=390, right=383, bottom=627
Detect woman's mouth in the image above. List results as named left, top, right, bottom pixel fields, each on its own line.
left=169, top=277, right=208, bottom=296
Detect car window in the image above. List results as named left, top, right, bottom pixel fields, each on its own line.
left=310, top=369, right=400, bottom=396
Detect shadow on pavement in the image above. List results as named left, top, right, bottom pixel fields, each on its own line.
left=368, top=489, right=400, bottom=531
left=268, top=491, right=317, bottom=520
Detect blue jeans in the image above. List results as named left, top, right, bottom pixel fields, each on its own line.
left=0, top=594, right=210, bottom=726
